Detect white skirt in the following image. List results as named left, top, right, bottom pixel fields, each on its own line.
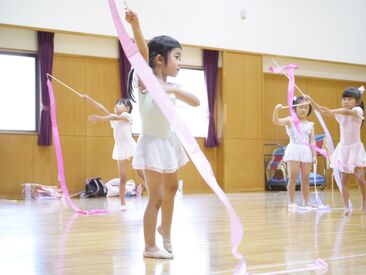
left=132, top=133, right=189, bottom=173
left=112, top=138, right=136, bottom=161
left=283, top=143, right=313, bottom=163
left=330, top=141, right=366, bottom=173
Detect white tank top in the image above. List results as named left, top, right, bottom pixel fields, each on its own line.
left=138, top=90, right=176, bottom=138
left=285, top=119, right=313, bottom=144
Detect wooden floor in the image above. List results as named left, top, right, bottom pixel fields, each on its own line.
left=1, top=190, right=366, bottom=275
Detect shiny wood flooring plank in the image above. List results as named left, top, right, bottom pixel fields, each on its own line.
left=0, top=190, right=365, bottom=274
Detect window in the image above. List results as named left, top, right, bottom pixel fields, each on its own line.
left=0, top=52, right=38, bottom=131
left=131, top=68, right=209, bottom=138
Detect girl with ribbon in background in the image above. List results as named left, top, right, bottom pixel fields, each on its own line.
left=273, top=96, right=317, bottom=209
left=306, top=87, right=366, bottom=216
left=124, top=9, right=200, bottom=259
left=83, top=95, right=145, bottom=211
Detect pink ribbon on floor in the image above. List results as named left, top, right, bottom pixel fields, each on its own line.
left=47, top=79, right=107, bottom=215
left=108, top=0, right=245, bottom=272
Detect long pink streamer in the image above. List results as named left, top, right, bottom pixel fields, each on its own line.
left=313, top=110, right=345, bottom=203
left=269, top=65, right=328, bottom=158
left=107, top=0, right=245, bottom=271
left=47, top=79, right=107, bottom=215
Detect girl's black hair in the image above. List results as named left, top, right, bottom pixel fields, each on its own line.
left=292, top=96, right=312, bottom=116
left=342, top=87, right=364, bottom=111
left=127, top=35, right=181, bottom=102
left=116, top=98, right=133, bottom=113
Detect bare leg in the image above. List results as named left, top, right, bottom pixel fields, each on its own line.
left=341, top=172, right=351, bottom=215
left=135, top=169, right=146, bottom=192
left=143, top=170, right=163, bottom=250
left=287, top=161, right=300, bottom=205
left=117, top=160, right=128, bottom=206
left=159, top=171, right=178, bottom=252
left=300, top=162, right=312, bottom=206
left=354, top=167, right=366, bottom=212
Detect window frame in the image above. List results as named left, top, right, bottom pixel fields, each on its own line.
left=0, top=50, right=40, bottom=134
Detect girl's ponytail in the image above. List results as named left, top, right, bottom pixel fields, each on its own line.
left=127, top=68, right=136, bottom=102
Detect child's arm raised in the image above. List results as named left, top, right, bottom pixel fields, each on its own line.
left=125, top=9, right=148, bottom=62
left=272, top=104, right=290, bottom=126
left=82, top=94, right=111, bottom=115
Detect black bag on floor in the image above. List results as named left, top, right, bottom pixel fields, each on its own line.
left=84, top=178, right=107, bottom=198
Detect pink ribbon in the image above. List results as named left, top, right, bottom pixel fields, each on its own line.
left=313, top=110, right=343, bottom=192
left=47, top=79, right=107, bottom=215
left=269, top=64, right=328, bottom=158
left=108, top=0, right=245, bottom=271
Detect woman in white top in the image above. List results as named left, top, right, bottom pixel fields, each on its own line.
left=125, top=9, right=200, bottom=259
left=273, top=96, right=317, bottom=209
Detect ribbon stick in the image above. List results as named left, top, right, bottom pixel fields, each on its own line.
left=108, top=0, right=245, bottom=271
left=47, top=73, right=83, bottom=98
left=47, top=79, right=107, bottom=215
left=280, top=102, right=309, bottom=109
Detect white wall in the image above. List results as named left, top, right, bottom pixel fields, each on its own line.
left=1, top=26, right=365, bottom=82
left=0, top=0, right=365, bottom=65
left=0, top=26, right=203, bottom=66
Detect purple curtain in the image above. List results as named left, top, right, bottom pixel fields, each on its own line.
left=203, top=49, right=220, bottom=147
left=119, top=43, right=131, bottom=98
left=37, top=31, right=54, bottom=146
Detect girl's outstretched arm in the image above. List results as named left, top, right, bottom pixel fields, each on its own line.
left=125, top=9, right=148, bottom=62
left=163, top=84, right=200, bottom=107
left=272, top=104, right=290, bottom=126
left=82, top=94, right=111, bottom=115
left=305, top=95, right=335, bottom=118
left=89, top=113, right=129, bottom=123
left=329, top=108, right=361, bottom=118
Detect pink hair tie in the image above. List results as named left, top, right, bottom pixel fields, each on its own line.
left=358, top=85, right=365, bottom=94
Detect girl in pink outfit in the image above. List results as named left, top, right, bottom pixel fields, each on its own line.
left=307, top=87, right=366, bottom=215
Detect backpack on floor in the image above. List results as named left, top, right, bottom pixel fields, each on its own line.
left=84, top=177, right=107, bottom=198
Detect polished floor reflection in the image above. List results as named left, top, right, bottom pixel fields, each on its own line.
left=0, top=190, right=365, bottom=274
